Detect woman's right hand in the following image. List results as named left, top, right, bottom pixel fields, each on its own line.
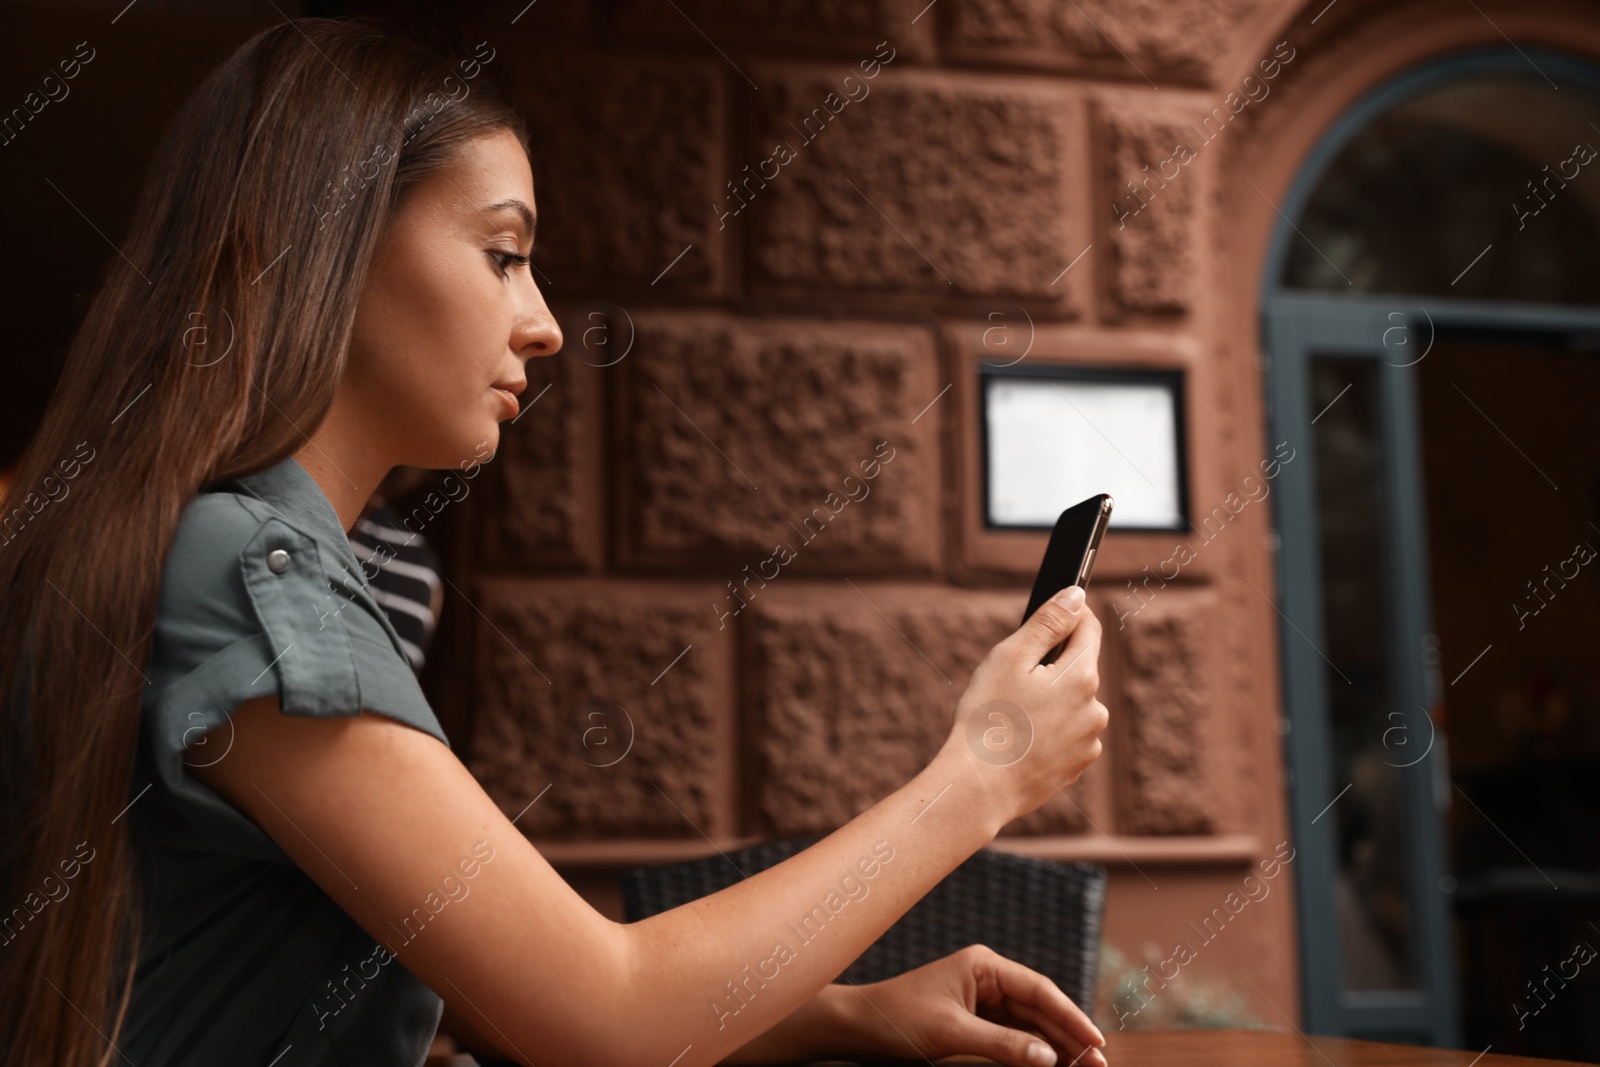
left=939, top=585, right=1109, bottom=826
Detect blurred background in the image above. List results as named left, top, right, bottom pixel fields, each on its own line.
left=4, top=0, right=1599, bottom=1059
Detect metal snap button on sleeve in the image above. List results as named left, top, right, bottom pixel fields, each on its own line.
left=267, top=548, right=292, bottom=574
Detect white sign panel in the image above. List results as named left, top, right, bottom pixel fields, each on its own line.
left=984, top=374, right=1184, bottom=529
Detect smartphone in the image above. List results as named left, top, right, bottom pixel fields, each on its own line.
left=1021, top=494, right=1113, bottom=664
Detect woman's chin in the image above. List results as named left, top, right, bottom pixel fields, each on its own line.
left=468, top=422, right=500, bottom=461
left=400, top=425, right=498, bottom=472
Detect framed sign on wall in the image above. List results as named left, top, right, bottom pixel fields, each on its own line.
left=979, top=362, right=1189, bottom=533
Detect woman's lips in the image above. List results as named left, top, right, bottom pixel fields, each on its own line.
left=491, top=385, right=520, bottom=417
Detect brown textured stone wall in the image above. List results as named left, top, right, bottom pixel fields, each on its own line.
left=425, top=0, right=1325, bottom=1026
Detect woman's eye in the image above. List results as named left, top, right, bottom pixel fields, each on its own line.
left=489, top=249, right=531, bottom=275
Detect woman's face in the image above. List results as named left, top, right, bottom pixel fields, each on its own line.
left=342, top=127, right=562, bottom=470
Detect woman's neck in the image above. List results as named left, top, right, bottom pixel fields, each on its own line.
left=292, top=425, right=392, bottom=535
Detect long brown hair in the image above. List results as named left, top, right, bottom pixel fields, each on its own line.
left=0, top=17, right=527, bottom=1065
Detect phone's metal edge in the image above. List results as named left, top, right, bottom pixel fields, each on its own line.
left=1074, top=495, right=1115, bottom=587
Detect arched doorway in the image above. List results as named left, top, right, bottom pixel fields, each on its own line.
left=1263, top=45, right=1600, bottom=1052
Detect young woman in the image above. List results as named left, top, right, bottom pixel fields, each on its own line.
left=0, top=17, right=1111, bottom=1067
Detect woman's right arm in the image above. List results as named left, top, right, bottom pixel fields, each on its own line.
left=192, top=586, right=1105, bottom=1067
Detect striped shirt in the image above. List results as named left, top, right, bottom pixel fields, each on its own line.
left=347, top=498, right=442, bottom=673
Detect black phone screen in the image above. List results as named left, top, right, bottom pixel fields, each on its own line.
left=1021, top=493, right=1112, bottom=627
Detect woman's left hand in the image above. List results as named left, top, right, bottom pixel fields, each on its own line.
left=838, top=944, right=1108, bottom=1067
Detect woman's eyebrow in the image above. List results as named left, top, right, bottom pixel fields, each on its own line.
left=483, top=198, right=536, bottom=242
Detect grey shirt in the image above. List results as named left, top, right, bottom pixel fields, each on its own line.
left=124, top=454, right=451, bottom=1066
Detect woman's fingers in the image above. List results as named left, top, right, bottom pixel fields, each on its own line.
left=991, top=997, right=1108, bottom=1067
left=1043, top=605, right=1101, bottom=689
left=982, top=950, right=1106, bottom=1052
left=950, top=1009, right=1070, bottom=1067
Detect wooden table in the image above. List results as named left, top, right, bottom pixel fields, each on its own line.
left=430, top=1029, right=1592, bottom=1065
left=792, top=1029, right=1593, bottom=1065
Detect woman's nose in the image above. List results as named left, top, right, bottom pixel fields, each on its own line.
left=516, top=303, right=563, bottom=358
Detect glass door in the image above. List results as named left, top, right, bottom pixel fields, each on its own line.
left=1266, top=294, right=1457, bottom=1043
left=1260, top=47, right=1600, bottom=1045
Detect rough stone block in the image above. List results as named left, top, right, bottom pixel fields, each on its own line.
left=743, top=65, right=1084, bottom=308
left=1114, top=589, right=1218, bottom=834
left=615, top=311, right=942, bottom=577
left=610, top=0, right=935, bottom=61
left=746, top=585, right=1093, bottom=836
left=1097, top=100, right=1202, bottom=317
left=464, top=579, right=735, bottom=838
left=944, top=0, right=1274, bottom=88
left=498, top=50, right=724, bottom=294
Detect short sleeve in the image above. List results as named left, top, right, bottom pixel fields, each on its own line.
left=138, top=491, right=450, bottom=860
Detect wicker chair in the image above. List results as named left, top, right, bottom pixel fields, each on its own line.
left=464, top=838, right=1106, bottom=1065
left=617, top=835, right=1108, bottom=1014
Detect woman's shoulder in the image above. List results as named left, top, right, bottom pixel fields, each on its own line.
left=169, top=484, right=333, bottom=563
left=158, top=488, right=323, bottom=627
left=151, top=484, right=450, bottom=744
left=167, top=489, right=280, bottom=575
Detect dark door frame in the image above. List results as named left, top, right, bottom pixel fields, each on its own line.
left=1259, top=46, right=1600, bottom=1046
